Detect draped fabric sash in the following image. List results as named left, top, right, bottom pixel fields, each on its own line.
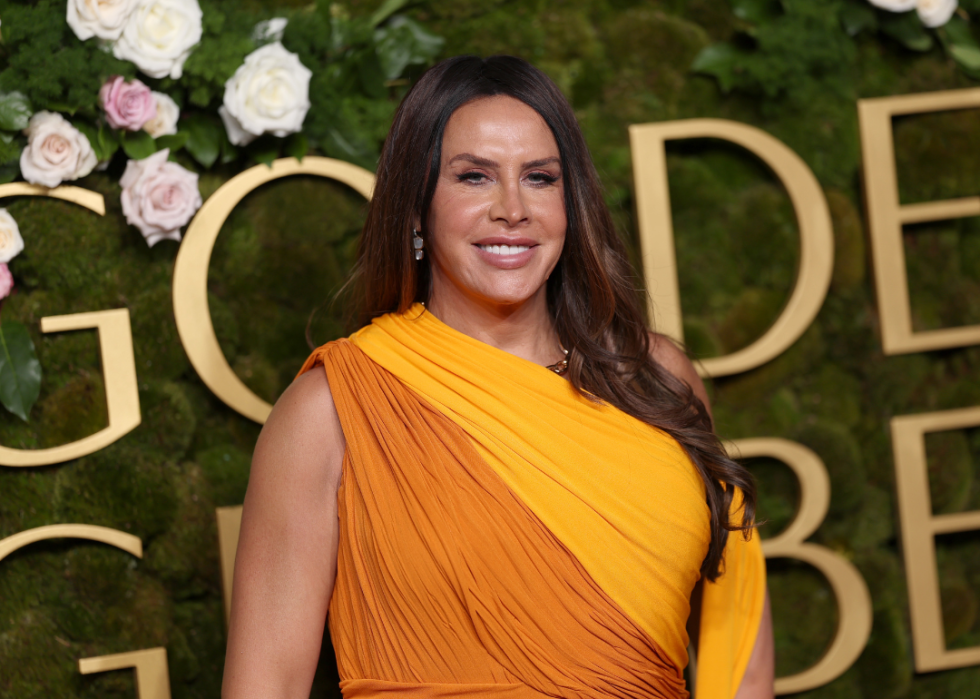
left=300, top=304, right=766, bottom=699
left=311, top=340, right=686, bottom=698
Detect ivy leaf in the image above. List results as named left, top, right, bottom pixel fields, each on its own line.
left=949, top=44, right=980, bottom=70
left=691, top=43, right=744, bottom=93
left=155, top=131, right=190, bottom=152
left=369, top=0, right=410, bottom=28
left=284, top=133, right=308, bottom=161
left=880, top=11, right=934, bottom=52
left=840, top=1, right=877, bottom=37
left=184, top=114, right=223, bottom=168
left=0, top=320, right=42, bottom=422
left=0, top=92, right=32, bottom=132
left=121, top=129, right=156, bottom=160
left=941, top=14, right=978, bottom=47
left=374, top=16, right=444, bottom=80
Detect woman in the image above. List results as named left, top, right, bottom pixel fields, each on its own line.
left=222, top=55, right=774, bottom=699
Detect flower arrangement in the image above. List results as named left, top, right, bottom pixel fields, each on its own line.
left=0, top=0, right=443, bottom=240
left=0, top=0, right=443, bottom=421
left=692, top=0, right=980, bottom=94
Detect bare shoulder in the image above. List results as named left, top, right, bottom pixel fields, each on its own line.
left=648, top=332, right=712, bottom=418
left=249, top=366, right=345, bottom=494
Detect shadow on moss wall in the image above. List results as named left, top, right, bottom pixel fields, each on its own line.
left=5, top=0, right=980, bottom=697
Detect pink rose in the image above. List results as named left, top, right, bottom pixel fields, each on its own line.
left=0, top=264, right=14, bottom=300
left=100, top=76, right=157, bottom=131
left=120, top=149, right=202, bottom=246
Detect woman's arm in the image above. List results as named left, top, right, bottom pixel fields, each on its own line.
left=736, top=593, right=775, bottom=699
left=222, top=368, right=346, bottom=699
left=651, top=333, right=776, bottom=699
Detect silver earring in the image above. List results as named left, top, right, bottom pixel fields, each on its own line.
left=412, top=229, right=424, bottom=261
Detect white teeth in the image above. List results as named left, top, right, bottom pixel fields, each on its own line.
left=479, top=244, right=530, bottom=255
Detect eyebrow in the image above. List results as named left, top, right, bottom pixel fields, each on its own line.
left=447, top=153, right=561, bottom=169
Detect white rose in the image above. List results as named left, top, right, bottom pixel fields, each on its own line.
left=144, top=91, right=180, bottom=137
left=19, top=111, right=97, bottom=188
left=0, top=209, right=25, bottom=264
left=113, top=0, right=203, bottom=79
left=867, top=0, right=918, bottom=10
left=221, top=42, right=311, bottom=144
left=120, top=149, right=202, bottom=246
left=218, top=106, right=257, bottom=146
left=917, top=0, right=958, bottom=27
left=67, top=0, right=139, bottom=41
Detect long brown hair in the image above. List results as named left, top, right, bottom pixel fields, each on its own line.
left=350, top=55, right=755, bottom=581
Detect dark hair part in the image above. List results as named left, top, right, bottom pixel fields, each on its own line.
left=351, top=55, right=755, bottom=581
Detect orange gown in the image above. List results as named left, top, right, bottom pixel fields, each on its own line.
left=299, top=305, right=766, bottom=699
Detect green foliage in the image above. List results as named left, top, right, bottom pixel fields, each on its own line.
left=0, top=320, right=41, bottom=421
left=3, top=1, right=980, bottom=698
left=0, top=91, right=31, bottom=131
left=0, top=0, right=134, bottom=116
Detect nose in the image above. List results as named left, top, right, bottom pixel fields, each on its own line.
left=488, top=177, right=529, bottom=227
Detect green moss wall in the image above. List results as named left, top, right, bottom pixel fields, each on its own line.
left=3, top=0, right=980, bottom=697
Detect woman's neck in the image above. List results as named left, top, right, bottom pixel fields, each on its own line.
left=425, top=290, right=563, bottom=368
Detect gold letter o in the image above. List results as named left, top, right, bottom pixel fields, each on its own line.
left=172, top=158, right=375, bottom=423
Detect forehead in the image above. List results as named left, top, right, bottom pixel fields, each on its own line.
left=442, top=95, right=558, bottom=156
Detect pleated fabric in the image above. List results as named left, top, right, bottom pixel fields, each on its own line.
left=299, top=304, right=766, bottom=699
left=307, top=339, right=687, bottom=698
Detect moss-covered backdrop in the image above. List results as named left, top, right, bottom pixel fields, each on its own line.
left=4, top=0, right=980, bottom=696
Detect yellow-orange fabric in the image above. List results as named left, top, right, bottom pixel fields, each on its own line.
left=306, top=340, right=686, bottom=698
left=697, top=492, right=768, bottom=698
left=300, top=304, right=766, bottom=698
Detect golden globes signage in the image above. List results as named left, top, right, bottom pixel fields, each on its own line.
left=3, top=86, right=980, bottom=696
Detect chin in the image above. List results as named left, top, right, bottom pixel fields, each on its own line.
left=475, top=281, right=546, bottom=307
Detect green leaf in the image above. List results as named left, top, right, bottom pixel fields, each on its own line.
left=121, top=129, right=156, bottom=160
left=950, top=44, right=980, bottom=70
left=284, top=133, right=308, bottom=161
left=219, top=126, right=238, bottom=165
left=840, top=1, right=877, bottom=37
left=369, top=0, right=410, bottom=28
left=183, top=114, right=223, bottom=169
left=77, top=122, right=121, bottom=163
left=155, top=131, right=190, bottom=152
left=374, top=16, right=445, bottom=80
left=880, top=11, right=934, bottom=52
left=691, top=43, right=743, bottom=93
left=0, top=321, right=41, bottom=422
left=358, top=50, right=388, bottom=98
left=0, top=163, right=19, bottom=184
left=248, top=135, right=280, bottom=167
left=730, top=0, right=781, bottom=24
left=941, top=14, right=978, bottom=47
left=0, top=91, right=32, bottom=132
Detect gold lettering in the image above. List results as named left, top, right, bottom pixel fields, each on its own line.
left=628, top=120, right=834, bottom=378
left=78, top=648, right=171, bottom=699
left=0, top=309, right=141, bottom=466
left=858, top=88, right=980, bottom=354
left=0, top=183, right=106, bottom=215
left=728, top=438, right=873, bottom=694
left=172, top=158, right=375, bottom=423
left=891, top=407, right=980, bottom=671
left=0, top=523, right=142, bottom=562
left=216, top=505, right=243, bottom=626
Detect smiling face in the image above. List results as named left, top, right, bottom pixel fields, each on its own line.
left=425, top=95, right=566, bottom=316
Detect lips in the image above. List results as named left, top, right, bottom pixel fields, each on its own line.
left=472, top=238, right=537, bottom=269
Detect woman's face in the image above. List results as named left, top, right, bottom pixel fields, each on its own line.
left=425, top=95, right=566, bottom=312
